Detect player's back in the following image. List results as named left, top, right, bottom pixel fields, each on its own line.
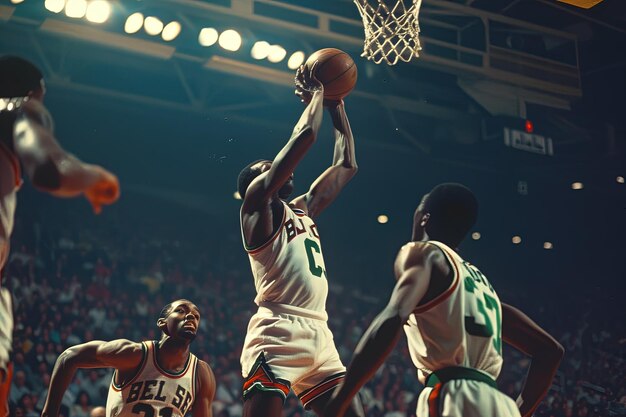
left=404, top=240, right=503, bottom=384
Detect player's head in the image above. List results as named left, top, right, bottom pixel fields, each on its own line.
left=413, top=183, right=478, bottom=247
left=237, top=159, right=294, bottom=200
left=0, top=55, right=45, bottom=100
left=157, top=299, right=201, bottom=342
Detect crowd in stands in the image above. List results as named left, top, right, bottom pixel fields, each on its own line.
left=4, top=214, right=625, bottom=417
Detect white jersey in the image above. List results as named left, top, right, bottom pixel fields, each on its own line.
left=243, top=201, right=329, bottom=313
left=106, top=341, right=198, bottom=417
left=404, top=241, right=503, bottom=385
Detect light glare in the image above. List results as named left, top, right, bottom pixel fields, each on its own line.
left=267, top=45, right=287, bottom=63
left=45, top=0, right=65, bottom=13
left=199, top=28, right=219, bottom=46
left=250, top=41, right=271, bottom=60
left=124, top=12, right=144, bottom=34
left=144, top=16, right=164, bottom=36
left=218, top=29, right=242, bottom=51
left=233, top=191, right=242, bottom=200
left=65, top=0, right=87, bottom=18
left=287, top=51, right=305, bottom=70
left=162, top=21, right=181, bottom=41
left=85, top=0, right=111, bottom=23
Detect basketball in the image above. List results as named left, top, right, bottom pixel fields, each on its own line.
left=304, top=48, right=358, bottom=100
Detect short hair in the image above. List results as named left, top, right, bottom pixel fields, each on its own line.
left=158, top=299, right=194, bottom=320
left=237, top=159, right=268, bottom=199
left=0, top=56, right=43, bottom=98
left=422, top=183, right=478, bottom=247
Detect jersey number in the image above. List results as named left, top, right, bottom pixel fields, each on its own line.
left=304, top=238, right=324, bottom=277
left=132, top=403, right=173, bottom=417
left=464, top=275, right=502, bottom=353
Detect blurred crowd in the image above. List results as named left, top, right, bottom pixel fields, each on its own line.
left=4, top=216, right=624, bottom=417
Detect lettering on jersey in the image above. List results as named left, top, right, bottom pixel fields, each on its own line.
left=127, top=382, right=143, bottom=403
left=285, top=219, right=320, bottom=243
left=170, top=384, right=193, bottom=415
left=154, top=381, right=167, bottom=402
left=462, top=262, right=494, bottom=293
left=140, top=380, right=158, bottom=401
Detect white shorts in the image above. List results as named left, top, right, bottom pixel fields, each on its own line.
left=240, top=302, right=346, bottom=408
left=0, top=287, right=12, bottom=373
left=417, top=367, right=521, bottom=417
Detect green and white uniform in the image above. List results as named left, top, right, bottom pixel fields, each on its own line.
left=240, top=202, right=346, bottom=407
left=405, top=241, right=520, bottom=417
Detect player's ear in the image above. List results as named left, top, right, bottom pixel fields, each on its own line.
left=157, top=318, right=167, bottom=333
left=420, top=213, right=430, bottom=227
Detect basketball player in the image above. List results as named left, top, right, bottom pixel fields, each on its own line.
left=41, top=299, right=216, bottom=417
left=322, top=183, right=565, bottom=417
left=0, top=55, right=120, bottom=417
left=237, top=63, right=363, bottom=417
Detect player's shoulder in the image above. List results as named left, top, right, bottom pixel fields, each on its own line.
left=102, top=338, right=145, bottom=355
left=195, top=359, right=216, bottom=394
left=395, top=241, right=449, bottom=274
left=19, top=99, right=54, bottom=129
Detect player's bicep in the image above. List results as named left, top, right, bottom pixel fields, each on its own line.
left=502, top=303, right=563, bottom=357
left=193, top=362, right=215, bottom=417
left=65, top=339, right=143, bottom=370
left=387, top=264, right=432, bottom=320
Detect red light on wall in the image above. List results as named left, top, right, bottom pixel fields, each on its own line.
left=525, top=119, right=534, bottom=133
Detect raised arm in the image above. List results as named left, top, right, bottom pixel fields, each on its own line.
left=13, top=99, right=120, bottom=214
left=243, top=63, right=324, bottom=209
left=502, top=303, right=564, bottom=417
left=291, top=101, right=357, bottom=218
left=192, top=361, right=216, bottom=417
left=323, top=244, right=446, bottom=417
left=42, top=339, right=144, bottom=417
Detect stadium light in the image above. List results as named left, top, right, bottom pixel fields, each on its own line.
left=162, top=21, right=181, bottom=41
left=45, top=0, right=65, bottom=13
left=543, top=241, right=553, bottom=250
left=471, top=232, right=481, bottom=240
left=85, top=0, right=111, bottom=24
left=267, top=45, right=286, bottom=63
left=251, top=41, right=271, bottom=60
left=571, top=182, right=584, bottom=190
left=199, top=28, right=219, bottom=46
left=512, top=236, right=522, bottom=244
left=144, top=16, right=164, bottom=36
left=377, top=215, right=388, bottom=224
left=218, top=29, right=242, bottom=51
left=617, top=176, right=625, bottom=184
left=124, top=12, right=143, bottom=34
left=287, top=51, right=305, bottom=69
left=65, top=0, right=87, bottom=18
left=11, top=0, right=25, bottom=4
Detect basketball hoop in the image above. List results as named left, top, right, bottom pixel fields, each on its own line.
left=354, top=0, right=423, bottom=65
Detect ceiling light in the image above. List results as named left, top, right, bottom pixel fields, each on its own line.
left=144, top=16, right=164, bottom=36
left=377, top=215, right=388, bottom=224
left=161, top=21, right=181, bottom=41
left=287, top=51, right=305, bottom=70
left=251, top=41, right=271, bottom=60
left=85, top=0, right=111, bottom=23
left=124, top=12, right=143, bottom=34
left=199, top=28, right=219, bottom=46
left=65, top=0, right=87, bottom=18
left=218, top=29, right=242, bottom=51
left=267, top=45, right=286, bottom=63
left=45, top=0, right=65, bottom=13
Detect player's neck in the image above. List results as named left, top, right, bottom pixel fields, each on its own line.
left=156, top=337, right=191, bottom=371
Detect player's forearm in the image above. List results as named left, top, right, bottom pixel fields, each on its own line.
left=293, top=90, right=324, bottom=138
left=328, top=103, right=357, bottom=171
left=517, top=344, right=564, bottom=417
left=334, top=307, right=403, bottom=406
left=42, top=350, right=81, bottom=416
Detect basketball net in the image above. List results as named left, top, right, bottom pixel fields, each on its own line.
left=354, top=0, right=423, bottom=65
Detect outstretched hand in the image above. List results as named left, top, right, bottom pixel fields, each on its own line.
left=84, top=166, right=120, bottom=214
left=294, top=61, right=325, bottom=105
